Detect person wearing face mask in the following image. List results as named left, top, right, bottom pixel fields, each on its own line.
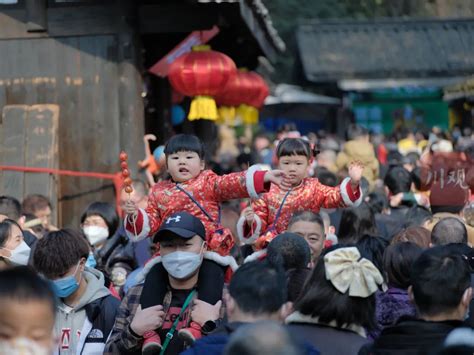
left=81, top=202, right=137, bottom=294
left=105, top=212, right=233, bottom=355
left=0, top=219, right=31, bottom=269
left=0, top=266, right=57, bottom=355
left=32, top=229, right=120, bottom=354
left=0, top=195, right=39, bottom=247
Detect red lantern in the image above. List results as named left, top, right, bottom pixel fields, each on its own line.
left=215, top=70, right=269, bottom=125
left=168, top=45, right=237, bottom=121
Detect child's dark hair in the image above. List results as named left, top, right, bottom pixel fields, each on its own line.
left=0, top=266, right=56, bottom=314
left=295, top=245, right=376, bottom=330
left=164, top=134, right=205, bottom=159
left=384, top=242, right=423, bottom=289
left=33, top=229, right=90, bottom=279
left=276, top=138, right=318, bottom=160
left=80, top=202, right=119, bottom=236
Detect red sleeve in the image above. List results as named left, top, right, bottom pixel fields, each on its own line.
left=254, top=171, right=271, bottom=193
left=243, top=220, right=259, bottom=237
left=125, top=210, right=144, bottom=235
left=144, top=189, right=163, bottom=236
left=346, top=182, right=361, bottom=201
left=206, top=169, right=269, bottom=202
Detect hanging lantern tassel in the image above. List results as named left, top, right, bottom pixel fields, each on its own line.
left=188, top=95, right=218, bottom=121
left=217, top=106, right=236, bottom=126
left=168, top=45, right=237, bottom=122
left=237, top=104, right=259, bottom=125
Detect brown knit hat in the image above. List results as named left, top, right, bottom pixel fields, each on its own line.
left=391, top=226, right=431, bottom=249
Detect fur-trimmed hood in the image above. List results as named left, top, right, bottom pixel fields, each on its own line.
left=136, top=251, right=238, bottom=283
left=243, top=249, right=267, bottom=264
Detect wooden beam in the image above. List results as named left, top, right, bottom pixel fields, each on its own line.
left=139, top=4, right=217, bottom=34
left=239, top=1, right=276, bottom=62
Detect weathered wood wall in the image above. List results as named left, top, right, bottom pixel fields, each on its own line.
left=0, top=104, right=59, bottom=224
left=0, top=3, right=144, bottom=227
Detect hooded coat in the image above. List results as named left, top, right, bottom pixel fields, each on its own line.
left=369, top=288, right=416, bottom=339
left=54, top=267, right=120, bottom=355
left=359, top=317, right=466, bottom=355
left=336, top=140, right=379, bottom=187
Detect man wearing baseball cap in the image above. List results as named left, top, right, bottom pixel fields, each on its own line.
left=105, top=212, right=233, bottom=355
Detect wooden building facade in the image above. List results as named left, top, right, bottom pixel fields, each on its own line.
left=0, top=0, right=283, bottom=226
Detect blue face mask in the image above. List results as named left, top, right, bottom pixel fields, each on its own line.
left=85, top=252, right=97, bottom=269
left=51, top=262, right=81, bottom=298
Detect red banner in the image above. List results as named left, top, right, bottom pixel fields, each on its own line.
left=149, top=26, right=220, bottom=77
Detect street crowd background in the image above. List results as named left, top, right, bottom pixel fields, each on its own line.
left=1, top=1, right=474, bottom=355
left=0, top=122, right=473, bottom=355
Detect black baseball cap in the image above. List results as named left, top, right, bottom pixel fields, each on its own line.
left=153, top=212, right=206, bottom=243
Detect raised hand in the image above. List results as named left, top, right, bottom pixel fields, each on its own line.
left=264, top=169, right=289, bottom=189
left=348, top=160, right=364, bottom=187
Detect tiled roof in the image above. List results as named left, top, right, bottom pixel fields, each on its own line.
left=297, top=18, right=474, bottom=83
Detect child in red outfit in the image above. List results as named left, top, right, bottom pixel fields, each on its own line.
left=123, top=134, right=284, bottom=353
left=238, top=138, right=364, bottom=250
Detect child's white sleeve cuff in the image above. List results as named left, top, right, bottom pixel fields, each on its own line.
left=124, top=208, right=151, bottom=242
left=340, top=177, right=363, bottom=207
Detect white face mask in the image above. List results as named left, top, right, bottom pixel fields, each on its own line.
left=83, top=226, right=109, bottom=246
left=3, top=241, right=31, bottom=266
left=162, top=245, right=204, bottom=280
left=0, top=337, right=51, bottom=355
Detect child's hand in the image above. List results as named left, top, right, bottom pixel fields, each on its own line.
left=123, top=199, right=138, bottom=217
left=348, top=160, right=364, bottom=186
left=264, top=169, right=288, bottom=189
left=242, top=206, right=256, bottom=225
left=191, top=300, right=222, bottom=327
left=130, top=305, right=165, bottom=336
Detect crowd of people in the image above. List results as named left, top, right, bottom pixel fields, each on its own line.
left=0, top=123, right=473, bottom=355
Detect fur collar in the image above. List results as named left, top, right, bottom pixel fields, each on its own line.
left=285, top=311, right=367, bottom=338
left=136, top=251, right=238, bottom=283
left=243, top=249, right=267, bottom=263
